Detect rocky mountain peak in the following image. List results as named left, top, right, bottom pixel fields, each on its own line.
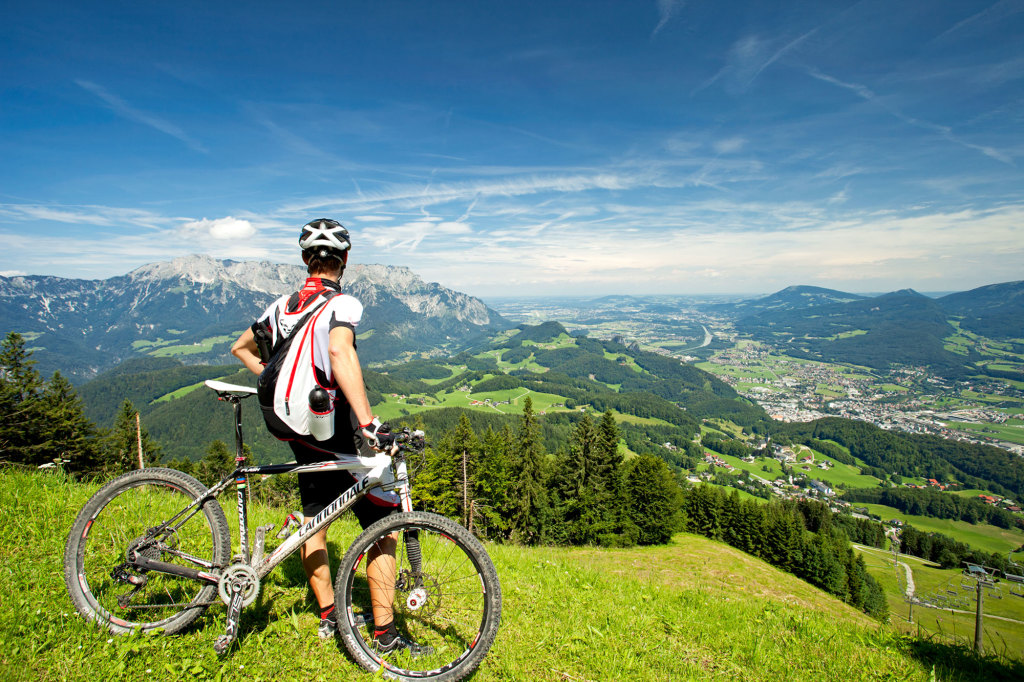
left=1, top=256, right=511, bottom=379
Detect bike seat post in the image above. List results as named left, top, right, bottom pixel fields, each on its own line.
left=231, top=397, right=247, bottom=463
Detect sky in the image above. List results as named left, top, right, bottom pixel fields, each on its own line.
left=1, top=1, right=1022, bottom=298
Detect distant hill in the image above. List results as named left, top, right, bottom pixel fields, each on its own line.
left=713, top=280, right=1024, bottom=375
left=736, top=288, right=968, bottom=374
left=0, top=255, right=512, bottom=381
left=937, top=279, right=1024, bottom=340
left=77, top=357, right=239, bottom=426
left=728, top=285, right=867, bottom=314
left=502, top=321, right=570, bottom=346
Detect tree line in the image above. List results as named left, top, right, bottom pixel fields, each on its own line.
left=845, top=486, right=1022, bottom=530
left=409, top=397, right=682, bottom=547
left=896, top=523, right=1012, bottom=573
left=0, top=333, right=163, bottom=475
left=682, top=485, right=888, bottom=619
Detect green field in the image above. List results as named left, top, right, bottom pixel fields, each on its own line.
left=147, top=335, right=236, bottom=358
left=701, top=442, right=883, bottom=491
left=374, top=387, right=570, bottom=421
left=858, top=544, right=1024, bottom=661
left=9, top=469, right=1023, bottom=681
left=786, top=444, right=884, bottom=488
left=859, top=503, right=1024, bottom=557
left=945, top=420, right=1024, bottom=447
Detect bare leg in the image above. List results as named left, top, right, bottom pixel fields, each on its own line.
left=301, top=527, right=334, bottom=611
left=366, top=533, right=398, bottom=628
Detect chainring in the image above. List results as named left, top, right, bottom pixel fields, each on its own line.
left=217, top=563, right=261, bottom=608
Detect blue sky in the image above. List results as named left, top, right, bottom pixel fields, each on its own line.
left=1, top=1, right=1022, bottom=297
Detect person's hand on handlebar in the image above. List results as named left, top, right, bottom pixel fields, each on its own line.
left=360, top=417, right=395, bottom=451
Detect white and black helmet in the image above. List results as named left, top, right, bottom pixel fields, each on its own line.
left=299, top=218, right=351, bottom=259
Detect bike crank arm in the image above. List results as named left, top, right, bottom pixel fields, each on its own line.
left=214, top=584, right=245, bottom=654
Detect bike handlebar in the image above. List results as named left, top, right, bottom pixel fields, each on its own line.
left=390, top=427, right=425, bottom=453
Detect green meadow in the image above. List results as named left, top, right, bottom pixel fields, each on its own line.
left=5, top=469, right=1023, bottom=681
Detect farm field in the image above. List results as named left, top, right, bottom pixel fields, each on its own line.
left=945, top=420, right=1024, bottom=447
left=859, top=503, right=1024, bottom=558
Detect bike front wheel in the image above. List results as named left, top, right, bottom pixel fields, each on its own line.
left=63, top=468, right=231, bottom=635
left=335, top=511, right=502, bottom=682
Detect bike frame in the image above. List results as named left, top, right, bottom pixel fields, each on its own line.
left=135, top=388, right=415, bottom=586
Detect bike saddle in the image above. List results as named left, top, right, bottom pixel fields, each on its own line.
left=204, top=380, right=258, bottom=399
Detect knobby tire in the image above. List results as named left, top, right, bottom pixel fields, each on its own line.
left=63, top=468, right=231, bottom=635
left=334, top=511, right=502, bottom=682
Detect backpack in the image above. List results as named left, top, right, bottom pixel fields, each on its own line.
left=256, top=290, right=338, bottom=440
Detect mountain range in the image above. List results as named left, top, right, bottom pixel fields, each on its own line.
left=726, top=281, right=1024, bottom=376
left=0, top=255, right=511, bottom=381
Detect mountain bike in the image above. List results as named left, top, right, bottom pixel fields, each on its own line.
left=63, top=380, right=501, bottom=682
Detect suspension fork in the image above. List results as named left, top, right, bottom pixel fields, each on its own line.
left=394, top=457, right=422, bottom=575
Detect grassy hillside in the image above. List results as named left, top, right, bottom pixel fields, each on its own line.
left=857, top=544, right=1024, bottom=662
left=859, top=502, right=1024, bottom=557
left=4, top=469, right=1022, bottom=681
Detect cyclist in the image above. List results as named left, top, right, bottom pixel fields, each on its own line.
left=230, top=218, right=420, bottom=654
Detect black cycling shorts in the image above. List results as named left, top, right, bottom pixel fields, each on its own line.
left=287, top=440, right=398, bottom=529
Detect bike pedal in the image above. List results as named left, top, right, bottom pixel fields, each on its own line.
left=213, top=634, right=232, bottom=654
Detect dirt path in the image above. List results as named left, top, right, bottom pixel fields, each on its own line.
left=854, top=544, right=914, bottom=597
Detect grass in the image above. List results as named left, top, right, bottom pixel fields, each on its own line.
left=149, top=335, right=236, bottom=358
left=858, top=502, right=1024, bottom=556
left=857, top=544, right=1024, bottom=662
left=789, top=445, right=884, bottom=489
left=702, top=445, right=883, bottom=491
left=944, top=421, right=1024, bottom=447
left=8, top=469, right=1024, bottom=680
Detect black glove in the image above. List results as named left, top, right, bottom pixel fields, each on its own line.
left=360, top=417, right=394, bottom=450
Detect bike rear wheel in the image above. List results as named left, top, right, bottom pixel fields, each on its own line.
left=335, top=511, right=502, bottom=682
left=63, top=468, right=231, bottom=635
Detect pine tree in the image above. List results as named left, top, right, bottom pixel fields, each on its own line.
left=40, top=371, right=102, bottom=472
left=625, top=454, right=681, bottom=545
left=683, top=484, right=722, bottom=540
left=472, top=426, right=512, bottom=539
left=417, top=415, right=476, bottom=520
left=0, top=332, right=46, bottom=465
left=198, top=439, right=235, bottom=486
left=103, top=400, right=162, bottom=475
left=509, top=396, right=547, bottom=544
left=595, top=410, right=625, bottom=510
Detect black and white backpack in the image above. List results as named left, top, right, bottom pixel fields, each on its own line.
left=255, top=290, right=338, bottom=440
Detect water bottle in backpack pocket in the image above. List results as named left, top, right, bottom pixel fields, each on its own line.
left=307, top=387, right=335, bottom=441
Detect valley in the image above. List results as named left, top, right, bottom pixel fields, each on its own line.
left=488, top=292, right=1024, bottom=455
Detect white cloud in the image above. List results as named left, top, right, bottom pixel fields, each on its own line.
left=652, top=0, right=685, bottom=38
left=714, top=137, right=747, bottom=154
left=75, top=80, right=207, bottom=153
left=805, top=68, right=1014, bottom=165
left=182, top=217, right=256, bottom=240
left=0, top=270, right=26, bottom=277
left=437, top=222, right=472, bottom=234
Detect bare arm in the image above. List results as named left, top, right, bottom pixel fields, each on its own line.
left=328, top=326, right=374, bottom=426
left=231, top=328, right=264, bottom=375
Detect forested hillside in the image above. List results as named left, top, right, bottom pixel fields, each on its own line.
left=777, top=417, right=1024, bottom=498
left=736, top=290, right=968, bottom=375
